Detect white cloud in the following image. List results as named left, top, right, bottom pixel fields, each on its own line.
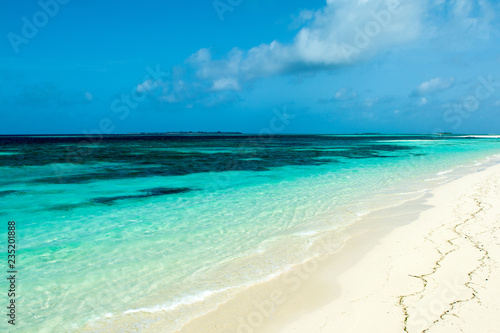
left=143, top=0, right=498, bottom=104
left=334, top=88, right=357, bottom=100
left=289, top=9, right=316, bottom=29
left=137, top=78, right=167, bottom=93
left=84, top=92, right=93, bottom=101
left=210, top=78, right=240, bottom=91
left=452, top=0, right=495, bottom=31
left=453, top=0, right=474, bottom=17
left=427, top=0, right=496, bottom=41
left=416, top=77, right=455, bottom=95
left=364, top=97, right=379, bottom=108
left=188, top=0, right=425, bottom=91
left=137, top=79, right=155, bottom=93
left=418, top=97, right=428, bottom=105
left=134, top=74, right=198, bottom=105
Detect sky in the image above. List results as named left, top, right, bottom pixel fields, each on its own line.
left=1, top=0, right=500, bottom=134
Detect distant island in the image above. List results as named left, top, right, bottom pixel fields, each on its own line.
left=126, top=131, right=243, bottom=135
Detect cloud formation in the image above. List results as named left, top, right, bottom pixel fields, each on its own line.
left=188, top=0, right=423, bottom=91
left=415, top=77, right=455, bottom=95
left=334, top=88, right=358, bottom=101
left=418, top=97, right=428, bottom=105
left=137, top=0, right=498, bottom=107
left=428, top=0, right=496, bottom=39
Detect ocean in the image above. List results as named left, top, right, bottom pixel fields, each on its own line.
left=1, top=134, right=499, bottom=332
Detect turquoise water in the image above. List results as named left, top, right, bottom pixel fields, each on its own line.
left=1, top=135, right=499, bottom=332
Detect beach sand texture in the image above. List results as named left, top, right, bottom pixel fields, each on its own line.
left=176, top=163, right=500, bottom=333
left=272, top=163, right=500, bottom=333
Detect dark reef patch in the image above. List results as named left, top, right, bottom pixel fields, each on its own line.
left=0, top=190, right=22, bottom=197
left=2, top=135, right=420, bottom=184
left=92, top=187, right=193, bottom=205
left=50, top=187, right=194, bottom=210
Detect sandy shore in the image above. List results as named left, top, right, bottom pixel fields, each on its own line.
left=176, top=162, right=500, bottom=333
left=272, top=163, right=500, bottom=333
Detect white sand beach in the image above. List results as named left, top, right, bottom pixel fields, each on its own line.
left=176, top=163, right=500, bottom=333
left=270, top=163, right=500, bottom=333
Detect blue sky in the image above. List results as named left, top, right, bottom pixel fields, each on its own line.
left=1, top=0, right=500, bottom=134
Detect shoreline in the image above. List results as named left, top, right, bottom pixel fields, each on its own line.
left=174, top=162, right=500, bottom=333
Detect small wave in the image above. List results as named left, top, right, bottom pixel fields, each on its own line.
left=392, top=189, right=429, bottom=196
left=353, top=211, right=370, bottom=217
left=425, top=177, right=446, bottom=182
left=293, top=230, right=320, bottom=237
left=436, top=169, right=454, bottom=176
left=123, top=289, right=229, bottom=315
left=116, top=268, right=290, bottom=318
